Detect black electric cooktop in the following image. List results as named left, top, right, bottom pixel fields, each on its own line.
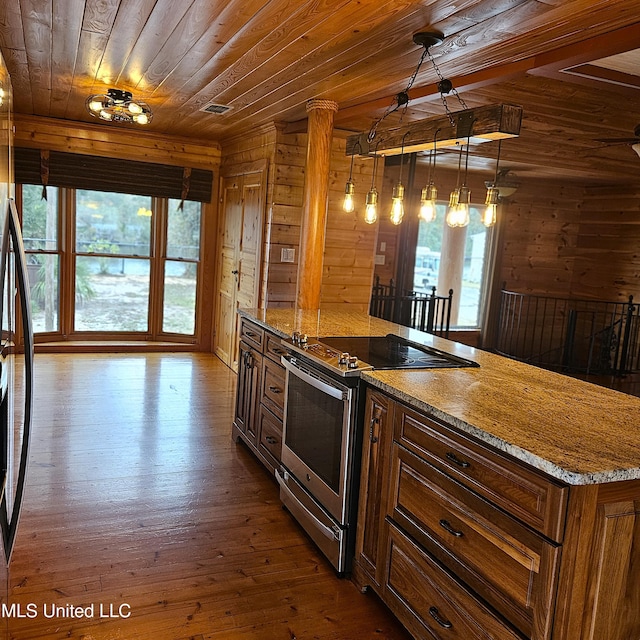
left=318, top=334, right=479, bottom=370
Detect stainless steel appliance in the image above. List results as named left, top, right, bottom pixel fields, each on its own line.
left=0, top=52, right=34, bottom=576
left=277, top=333, right=477, bottom=574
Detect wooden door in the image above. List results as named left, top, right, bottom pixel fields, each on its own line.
left=214, top=164, right=266, bottom=369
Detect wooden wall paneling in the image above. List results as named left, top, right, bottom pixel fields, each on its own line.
left=14, top=115, right=222, bottom=169
left=499, top=181, right=584, bottom=296
left=571, top=186, right=640, bottom=301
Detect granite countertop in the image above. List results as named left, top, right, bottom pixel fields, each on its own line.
left=239, top=307, right=640, bottom=486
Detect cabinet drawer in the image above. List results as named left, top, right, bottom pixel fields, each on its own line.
left=389, top=444, right=559, bottom=639
left=395, top=403, right=567, bottom=542
left=240, top=318, right=264, bottom=351
left=265, top=332, right=289, bottom=363
left=261, top=357, right=285, bottom=419
left=385, top=521, right=525, bottom=640
left=258, top=405, right=282, bottom=468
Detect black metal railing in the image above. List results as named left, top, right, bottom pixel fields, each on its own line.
left=495, top=290, right=640, bottom=376
left=370, top=277, right=453, bottom=338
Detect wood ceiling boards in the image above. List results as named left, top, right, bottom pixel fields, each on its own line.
left=2, top=0, right=640, bottom=183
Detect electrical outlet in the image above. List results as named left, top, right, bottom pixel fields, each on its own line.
left=374, top=254, right=385, bottom=265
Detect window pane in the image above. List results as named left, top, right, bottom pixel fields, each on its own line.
left=27, top=254, right=59, bottom=333
left=415, top=203, right=492, bottom=329
left=166, top=199, right=201, bottom=260
left=76, top=190, right=152, bottom=257
left=163, top=260, right=197, bottom=335
left=22, top=184, right=58, bottom=251
left=74, top=256, right=150, bottom=332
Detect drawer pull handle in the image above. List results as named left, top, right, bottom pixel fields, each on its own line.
left=265, top=436, right=278, bottom=445
left=446, top=452, right=470, bottom=468
left=246, top=331, right=258, bottom=338
left=428, top=606, right=453, bottom=629
left=268, top=385, right=282, bottom=393
left=272, top=348, right=286, bottom=355
left=439, top=519, right=464, bottom=537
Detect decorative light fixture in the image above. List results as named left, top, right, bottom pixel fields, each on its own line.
left=86, top=88, right=153, bottom=125
left=482, top=140, right=502, bottom=227
left=389, top=135, right=410, bottom=225
left=364, top=147, right=381, bottom=224
left=419, top=130, right=440, bottom=222
left=446, top=138, right=471, bottom=228
left=343, top=143, right=360, bottom=213
left=343, top=30, right=523, bottom=227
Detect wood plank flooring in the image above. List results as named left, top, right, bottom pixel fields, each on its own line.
left=5, top=353, right=412, bottom=639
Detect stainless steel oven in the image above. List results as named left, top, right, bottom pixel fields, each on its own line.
left=276, top=333, right=478, bottom=574
left=277, top=353, right=363, bottom=574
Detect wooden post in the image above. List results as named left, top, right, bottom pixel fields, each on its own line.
left=296, top=99, right=339, bottom=310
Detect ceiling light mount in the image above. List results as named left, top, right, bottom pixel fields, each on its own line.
left=86, top=88, right=153, bottom=125
left=412, top=31, right=444, bottom=50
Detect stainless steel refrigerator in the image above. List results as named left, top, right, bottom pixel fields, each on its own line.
left=0, top=48, right=35, bottom=585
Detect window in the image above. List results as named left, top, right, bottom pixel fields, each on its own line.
left=415, top=203, right=494, bottom=329
left=22, top=185, right=60, bottom=333
left=20, top=186, right=203, bottom=341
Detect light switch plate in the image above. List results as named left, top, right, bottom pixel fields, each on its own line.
left=281, top=248, right=295, bottom=263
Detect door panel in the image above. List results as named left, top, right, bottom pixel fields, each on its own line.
left=214, top=166, right=266, bottom=369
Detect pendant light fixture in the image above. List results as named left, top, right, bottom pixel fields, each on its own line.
left=390, top=135, right=409, bottom=226
left=446, top=137, right=471, bottom=228
left=343, top=143, right=360, bottom=213
left=482, top=140, right=502, bottom=227
left=419, top=129, right=440, bottom=223
left=364, top=149, right=380, bottom=225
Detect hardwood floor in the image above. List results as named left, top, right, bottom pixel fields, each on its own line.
left=5, top=353, right=412, bottom=639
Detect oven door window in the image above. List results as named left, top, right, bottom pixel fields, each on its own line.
left=285, top=372, right=349, bottom=494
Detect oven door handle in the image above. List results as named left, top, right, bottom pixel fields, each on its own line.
left=281, top=356, right=345, bottom=400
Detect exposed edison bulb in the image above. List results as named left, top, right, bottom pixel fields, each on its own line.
left=446, top=186, right=470, bottom=228
left=343, top=181, right=355, bottom=213
left=364, top=187, right=378, bottom=224
left=389, top=182, right=405, bottom=225
left=482, top=186, right=499, bottom=227
left=419, top=183, right=437, bottom=222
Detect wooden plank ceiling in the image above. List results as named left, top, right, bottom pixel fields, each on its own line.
left=2, top=0, right=640, bottom=183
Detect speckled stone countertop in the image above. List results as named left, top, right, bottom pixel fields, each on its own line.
left=239, top=307, right=640, bottom=486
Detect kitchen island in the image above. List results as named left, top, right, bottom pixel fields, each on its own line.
left=236, top=307, right=640, bottom=640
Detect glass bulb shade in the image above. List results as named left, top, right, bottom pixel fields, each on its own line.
left=134, top=112, right=149, bottom=125
left=482, top=186, right=499, bottom=227
left=482, top=203, right=498, bottom=227
left=343, top=181, right=356, bottom=213
left=389, top=182, right=405, bottom=225
left=446, top=186, right=470, bottom=228
left=419, top=183, right=438, bottom=222
left=364, top=188, right=378, bottom=224
left=99, top=109, right=113, bottom=121
left=127, top=101, right=143, bottom=115
left=88, top=98, right=105, bottom=112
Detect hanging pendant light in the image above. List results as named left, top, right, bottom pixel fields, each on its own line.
left=419, top=129, right=440, bottom=223
left=364, top=149, right=380, bottom=224
left=389, top=135, right=409, bottom=225
left=446, top=140, right=471, bottom=228
left=343, top=147, right=357, bottom=213
left=482, top=140, right=502, bottom=227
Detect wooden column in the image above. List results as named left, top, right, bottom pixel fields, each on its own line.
left=296, top=99, right=339, bottom=309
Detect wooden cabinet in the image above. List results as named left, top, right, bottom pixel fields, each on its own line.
left=233, top=317, right=287, bottom=474
left=353, top=389, right=393, bottom=590
left=355, top=387, right=640, bottom=640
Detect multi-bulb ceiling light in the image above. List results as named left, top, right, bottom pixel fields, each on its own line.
left=86, top=88, right=153, bottom=125
left=343, top=30, right=522, bottom=228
